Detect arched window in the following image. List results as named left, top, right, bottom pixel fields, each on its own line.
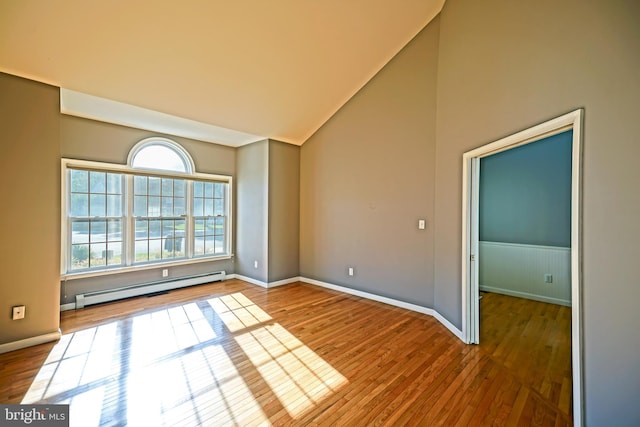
left=128, top=138, right=194, bottom=174
left=62, top=137, right=232, bottom=276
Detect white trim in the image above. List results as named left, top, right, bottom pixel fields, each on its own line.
left=461, top=150, right=471, bottom=343
left=479, top=286, right=571, bottom=307
left=300, top=276, right=433, bottom=314
left=229, top=274, right=300, bottom=289
left=226, top=176, right=234, bottom=268
left=60, top=303, right=76, bottom=312
left=230, top=274, right=268, bottom=288
left=268, top=276, right=301, bottom=288
left=470, top=157, right=480, bottom=343
left=60, top=159, right=69, bottom=274
left=61, top=157, right=231, bottom=182
left=60, top=157, right=233, bottom=277
left=432, top=311, right=465, bottom=341
left=0, top=330, right=62, bottom=354
left=461, top=109, right=583, bottom=426
left=230, top=273, right=466, bottom=340
left=463, top=122, right=573, bottom=159
left=60, top=88, right=265, bottom=147
left=570, top=110, right=584, bottom=427
left=299, top=277, right=464, bottom=340
left=128, top=137, right=195, bottom=174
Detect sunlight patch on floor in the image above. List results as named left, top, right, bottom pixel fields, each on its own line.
left=208, top=293, right=272, bottom=332
left=21, top=292, right=346, bottom=426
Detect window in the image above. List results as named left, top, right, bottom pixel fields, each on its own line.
left=133, top=176, right=187, bottom=262
left=193, top=181, right=227, bottom=255
left=68, top=170, right=124, bottom=270
left=129, top=139, right=192, bottom=173
left=62, top=139, right=232, bottom=276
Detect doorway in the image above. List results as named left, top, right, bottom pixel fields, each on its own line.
left=461, top=109, right=583, bottom=425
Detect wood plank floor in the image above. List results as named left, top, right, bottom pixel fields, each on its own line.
left=0, top=280, right=572, bottom=426
left=478, top=291, right=572, bottom=422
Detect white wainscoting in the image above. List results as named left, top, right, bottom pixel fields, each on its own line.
left=479, top=241, right=571, bottom=306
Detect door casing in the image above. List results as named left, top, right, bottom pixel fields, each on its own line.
left=461, top=109, right=583, bottom=425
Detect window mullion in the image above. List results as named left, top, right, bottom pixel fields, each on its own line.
left=186, top=180, right=193, bottom=259
left=126, top=174, right=134, bottom=267
left=225, top=183, right=230, bottom=255
left=67, top=216, right=73, bottom=272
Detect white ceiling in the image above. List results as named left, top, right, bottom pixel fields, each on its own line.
left=0, top=0, right=444, bottom=146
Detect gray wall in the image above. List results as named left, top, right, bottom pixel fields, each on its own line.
left=300, top=0, right=640, bottom=423
left=0, top=73, right=61, bottom=344
left=4, top=0, right=640, bottom=422
left=60, top=115, right=237, bottom=304
left=236, top=139, right=300, bottom=284
left=434, top=0, right=640, bottom=424
left=236, top=140, right=269, bottom=282
left=61, top=115, right=236, bottom=175
left=300, top=17, right=439, bottom=307
left=479, top=130, right=572, bottom=247
left=268, top=140, right=300, bottom=282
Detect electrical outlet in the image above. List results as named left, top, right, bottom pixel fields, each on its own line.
left=544, top=274, right=553, bottom=283
left=162, top=269, right=169, bottom=278
left=418, top=219, right=426, bottom=230
left=348, top=267, right=354, bottom=277
left=254, top=260, right=258, bottom=269
left=12, top=305, right=25, bottom=320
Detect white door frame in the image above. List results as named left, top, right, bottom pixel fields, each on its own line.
left=461, top=109, right=583, bottom=425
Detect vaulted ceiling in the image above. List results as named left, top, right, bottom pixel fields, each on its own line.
left=0, top=0, right=444, bottom=146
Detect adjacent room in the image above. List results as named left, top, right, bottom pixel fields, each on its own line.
left=1, top=1, right=639, bottom=426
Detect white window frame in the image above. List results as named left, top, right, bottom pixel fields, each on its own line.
left=61, top=141, right=233, bottom=279
left=128, top=137, right=195, bottom=174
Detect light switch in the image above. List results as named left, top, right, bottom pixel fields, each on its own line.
left=418, top=219, right=426, bottom=230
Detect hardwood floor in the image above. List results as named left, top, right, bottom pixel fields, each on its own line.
left=0, top=280, right=572, bottom=426
left=479, top=291, right=573, bottom=421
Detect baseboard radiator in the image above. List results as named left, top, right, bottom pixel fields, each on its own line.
left=75, top=271, right=226, bottom=309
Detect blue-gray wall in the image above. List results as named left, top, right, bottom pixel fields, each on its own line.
left=479, top=131, right=572, bottom=247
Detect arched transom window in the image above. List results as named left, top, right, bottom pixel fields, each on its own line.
left=129, top=138, right=194, bottom=174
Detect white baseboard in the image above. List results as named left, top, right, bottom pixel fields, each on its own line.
left=268, top=276, right=301, bottom=288
left=229, top=274, right=267, bottom=287
left=432, top=311, right=465, bottom=341
left=59, top=272, right=465, bottom=343
left=299, top=277, right=464, bottom=341
left=60, top=303, right=76, bottom=311
left=229, top=274, right=300, bottom=288
left=0, top=330, right=62, bottom=354
left=480, top=285, right=571, bottom=307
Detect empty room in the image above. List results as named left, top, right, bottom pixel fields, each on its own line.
left=1, top=1, right=639, bottom=426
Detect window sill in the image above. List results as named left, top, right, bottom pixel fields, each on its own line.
left=61, top=254, right=234, bottom=281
